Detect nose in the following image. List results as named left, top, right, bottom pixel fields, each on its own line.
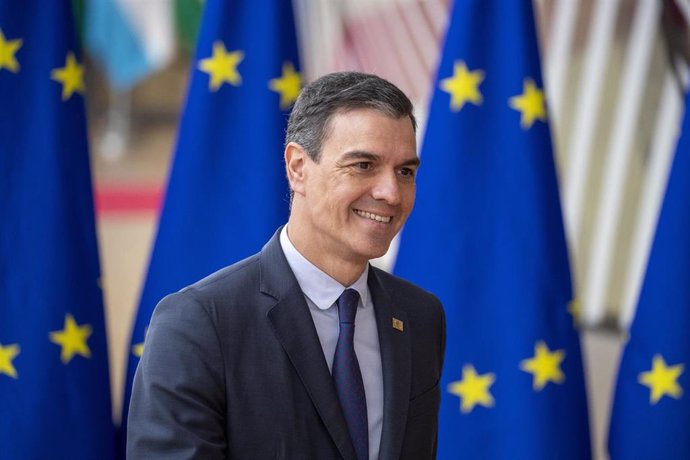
left=371, top=170, right=401, bottom=205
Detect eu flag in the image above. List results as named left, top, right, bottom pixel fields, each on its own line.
left=608, top=91, right=690, bottom=459
left=0, top=2, right=115, bottom=458
left=120, top=0, right=301, bottom=448
left=394, top=1, right=591, bottom=458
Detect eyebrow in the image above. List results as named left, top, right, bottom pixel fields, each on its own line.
left=340, top=150, right=421, bottom=167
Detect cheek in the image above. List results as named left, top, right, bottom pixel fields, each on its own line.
left=306, top=175, right=331, bottom=203
left=402, top=185, right=416, bottom=213
left=328, top=182, right=361, bottom=208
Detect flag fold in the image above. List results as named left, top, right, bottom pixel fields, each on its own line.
left=0, top=2, right=115, bottom=458
left=120, top=0, right=301, bottom=449
left=394, top=1, right=591, bottom=458
left=608, top=90, right=690, bottom=459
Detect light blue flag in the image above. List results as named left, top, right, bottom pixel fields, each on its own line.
left=85, top=0, right=173, bottom=89
left=394, top=1, right=591, bottom=458
left=0, top=2, right=115, bottom=458
left=608, top=90, right=690, bottom=459
left=119, top=0, right=301, bottom=452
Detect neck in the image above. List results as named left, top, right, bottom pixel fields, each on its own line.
left=285, top=220, right=367, bottom=286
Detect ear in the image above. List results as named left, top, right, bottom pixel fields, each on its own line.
left=285, top=142, right=308, bottom=196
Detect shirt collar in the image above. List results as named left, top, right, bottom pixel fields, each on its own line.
left=280, top=226, right=370, bottom=310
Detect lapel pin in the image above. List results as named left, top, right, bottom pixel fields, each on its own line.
left=392, top=317, right=404, bottom=332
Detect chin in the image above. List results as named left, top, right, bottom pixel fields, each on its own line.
left=345, top=228, right=397, bottom=259
left=353, top=241, right=392, bottom=262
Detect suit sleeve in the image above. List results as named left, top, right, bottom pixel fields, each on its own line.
left=127, top=291, right=227, bottom=459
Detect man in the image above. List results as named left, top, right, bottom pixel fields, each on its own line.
left=127, top=72, right=445, bottom=459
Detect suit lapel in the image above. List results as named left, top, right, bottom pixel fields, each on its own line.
left=260, top=231, right=357, bottom=460
left=369, top=268, right=411, bottom=460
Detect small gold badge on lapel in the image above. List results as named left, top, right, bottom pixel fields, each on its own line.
left=392, top=317, right=404, bottom=332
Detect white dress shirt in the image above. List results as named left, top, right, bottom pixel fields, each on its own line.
left=280, top=226, right=383, bottom=460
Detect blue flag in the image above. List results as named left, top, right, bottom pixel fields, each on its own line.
left=0, top=2, right=115, bottom=459
left=608, top=91, right=690, bottom=458
left=120, top=0, right=301, bottom=449
left=394, top=1, right=591, bottom=458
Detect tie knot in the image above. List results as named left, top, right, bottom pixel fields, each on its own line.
left=337, top=288, right=360, bottom=324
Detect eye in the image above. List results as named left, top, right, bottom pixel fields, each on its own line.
left=398, top=167, right=416, bottom=178
left=354, top=162, right=372, bottom=171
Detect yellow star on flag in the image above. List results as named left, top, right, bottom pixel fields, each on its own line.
left=639, top=354, right=684, bottom=404
left=49, top=313, right=93, bottom=364
left=567, top=298, right=582, bottom=325
left=439, top=60, right=484, bottom=112
left=0, top=29, right=22, bottom=73
left=509, top=78, right=546, bottom=129
left=447, top=364, right=495, bottom=413
left=269, top=61, right=302, bottom=109
left=520, top=341, right=566, bottom=390
left=132, top=342, right=144, bottom=358
left=0, top=342, right=20, bottom=379
left=198, top=41, right=244, bottom=91
left=51, top=52, right=85, bottom=100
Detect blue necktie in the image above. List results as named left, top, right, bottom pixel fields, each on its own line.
left=333, top=288, right=368, bottom=460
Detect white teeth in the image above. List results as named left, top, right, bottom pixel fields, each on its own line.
left=354, top=209, right=391, bottom=223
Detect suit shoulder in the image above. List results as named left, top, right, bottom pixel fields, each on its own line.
left=151, top=252, right=264, bottom=324
left=180, top=252, right=261, bottom=298
left=370, top=266, right=444, bottom=328
left=150, top=251, right=269, bottom=345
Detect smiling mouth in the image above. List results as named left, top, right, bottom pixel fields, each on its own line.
left=353, top=209, right=392, bottom=223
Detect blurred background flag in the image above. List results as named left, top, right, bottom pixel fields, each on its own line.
left=0, top=2, right=115, bottom=458
left=174, top=0, right=204, bottom=55
left=394, top=0, right=591, bottom=458
left=119, top=0, right=301, bottom=450
left=85, top=0, right=174, bottom=90
left=608, top=88, right=690, bottom=459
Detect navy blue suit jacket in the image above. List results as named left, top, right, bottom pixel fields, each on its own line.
left=127, top=229, right=445, bottom=459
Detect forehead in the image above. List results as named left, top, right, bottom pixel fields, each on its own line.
left=321, top=108, right=417, bottom=155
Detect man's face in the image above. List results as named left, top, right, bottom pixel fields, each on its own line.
left=294, top=108, right=418, bottom=267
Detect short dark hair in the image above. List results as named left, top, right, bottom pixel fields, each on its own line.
left=285, top=72, right=416, bottom=162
